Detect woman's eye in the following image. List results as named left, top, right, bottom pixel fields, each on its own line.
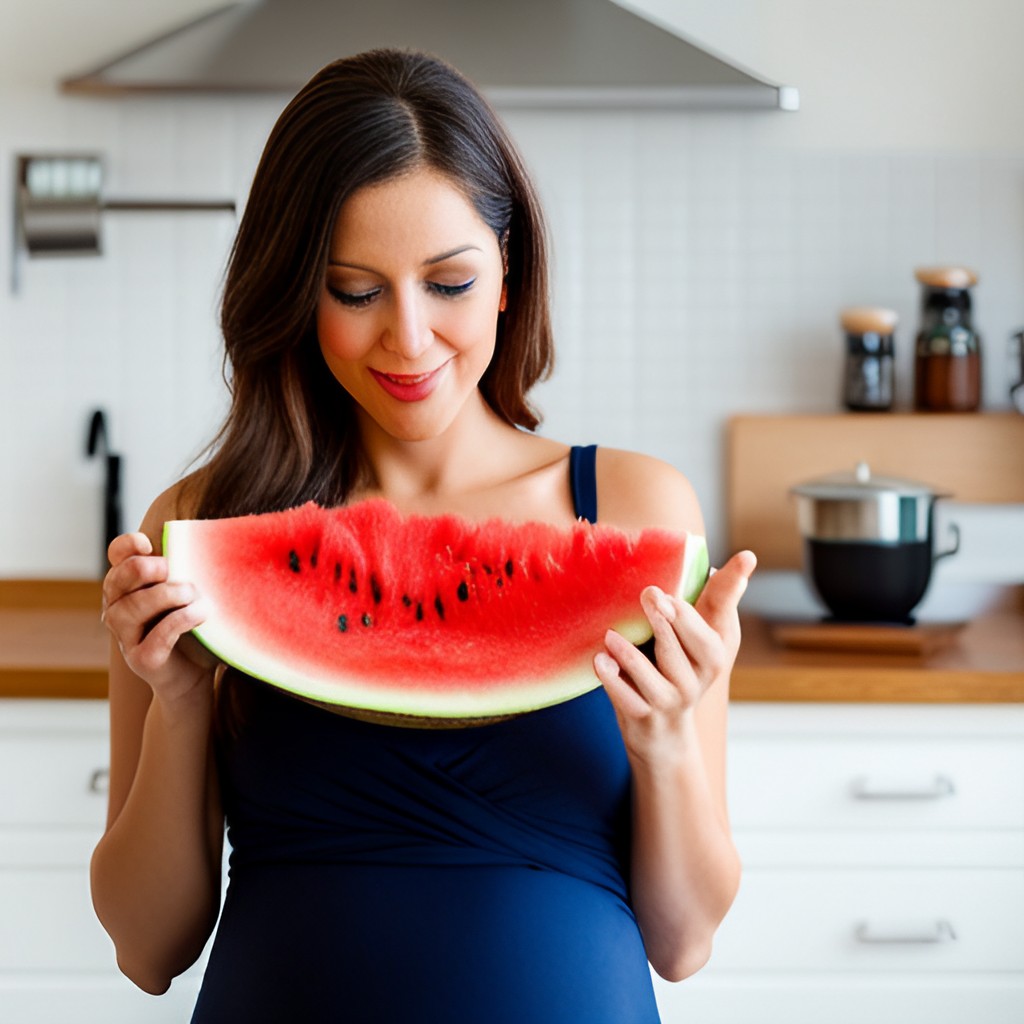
left=429, top=278, right=476, bottom=298
left=327, top=285, right=381, bottom=308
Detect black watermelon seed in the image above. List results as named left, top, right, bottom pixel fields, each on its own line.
left=483, top=564, right=493, bottom=574
left=457, top=580, right=469, bottom=602
left=310, top=548, right=318, bottom=569
left=402, top=594, right=412, bottom=607
left=434, top=595, right=445, bottom=620
left=349, top=568, right=358, bottom=594
left=496, top=578, right=503, bottom=588
left=505, top=559, right=514, bottom=577
left=334, top=562, right=341, bottom=583
left=371, top=574, right=382, bottom=604
left=361, top=612, right=372, bottom=627
left=288, top=550, right=300, bottom=573
left=337, top=614, right=348, bottom=632
left=416, top=602, right=424, bottom=622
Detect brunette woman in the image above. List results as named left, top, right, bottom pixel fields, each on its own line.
left=91, top=48, right=755, bottom=1023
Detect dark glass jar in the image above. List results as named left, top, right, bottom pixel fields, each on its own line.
left=840, top=307, right=896, bottom=411
left=913, top=266, right=981, bottom=412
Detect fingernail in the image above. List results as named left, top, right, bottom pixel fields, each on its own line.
left=594, top=652, right=616, bottom=674
left=651, top=586, right=675, bottom=621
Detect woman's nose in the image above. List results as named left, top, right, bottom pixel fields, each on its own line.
left=382, top=289, right=432, bottom=359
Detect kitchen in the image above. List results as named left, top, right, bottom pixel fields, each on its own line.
left=1, top=0, right=1024, bottom=1021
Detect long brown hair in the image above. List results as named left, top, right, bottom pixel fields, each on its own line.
left=198, top=49, right=554, bottom=520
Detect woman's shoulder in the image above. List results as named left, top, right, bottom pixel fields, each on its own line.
left=594, top=447, right=704, bottom=535
left=139, top=467, right=211, bottom=553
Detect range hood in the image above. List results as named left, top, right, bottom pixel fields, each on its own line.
left=61, top=0, right=798, bottom=111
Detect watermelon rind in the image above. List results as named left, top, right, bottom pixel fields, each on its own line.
left=163, top=502, right=709, bottom=722
left=679, top=534, right=711, bottom=606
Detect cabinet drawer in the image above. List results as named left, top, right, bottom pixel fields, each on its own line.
left=709, top=868, right=1024, bottom=973
left=0, top=867, right=213, bottom=978
left=0, top=977, right=202, bottom=1024
left=653, top=974, right=1024, bottom=1024
left=0, top=736, right=108, bottom=828
left=729, top=737, right=1024, bottom=830
left=0, top=867, right=115, bottom=972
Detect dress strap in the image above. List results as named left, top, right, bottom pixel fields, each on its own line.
left=569, top=444, right=598, bottom=523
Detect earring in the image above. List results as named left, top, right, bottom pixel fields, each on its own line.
left=499, top=281, right=508, bottom=312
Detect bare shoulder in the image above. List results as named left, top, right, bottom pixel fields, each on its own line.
left=139, top=468, right=209, bottom=553
left=595, top=447, right=704, bottom=535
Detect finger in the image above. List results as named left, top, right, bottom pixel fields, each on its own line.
left=594, top=650, right=651, bottom=719
left=643, top=585, right=721, bottom=669
left=128, top=599, right=211, bottom=678
left=107, top=531, right=153, bottom=568
left=603, top=628, right=678, bottom=711
left=639, top=587, right=699, bottom=687
left=103, top=552, right=169, bottom=608
left=694, top=550, right=756, bottom=635
left=105, top=581, right=197, bottom=650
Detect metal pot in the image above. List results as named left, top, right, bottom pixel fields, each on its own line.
left=790, top=462, right=960, bottom=623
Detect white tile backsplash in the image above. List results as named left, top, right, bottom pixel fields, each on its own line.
left=2, top=91, right=1022, bottom=583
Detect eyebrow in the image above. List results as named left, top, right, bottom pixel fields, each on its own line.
left=327, top=244, right=481, bottom=269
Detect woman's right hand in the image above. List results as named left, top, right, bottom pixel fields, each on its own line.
left=101, top=532, right=217, bottom=706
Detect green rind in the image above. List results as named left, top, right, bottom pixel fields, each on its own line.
left=185, top=611, right=656, bottom=719
left=681, top=535, right=711, bottom=605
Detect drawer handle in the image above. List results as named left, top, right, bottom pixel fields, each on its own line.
left=855, top=919, right=957, bottom=944
left=88, top=767, right=110, bottom=794
left=850, top=774, right=955, bottom=800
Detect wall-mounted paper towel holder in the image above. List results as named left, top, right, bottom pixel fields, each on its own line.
left=11, top=153, right=236, bottom=293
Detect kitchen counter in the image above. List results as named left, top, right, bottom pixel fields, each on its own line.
left=3, top=581, right=1023, bottom=703
left=0, top=580, right=107, bottom=699
left=733, top=586, right=1024, bottom=702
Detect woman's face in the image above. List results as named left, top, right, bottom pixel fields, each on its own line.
left=317, top=167, right=506, bottom=443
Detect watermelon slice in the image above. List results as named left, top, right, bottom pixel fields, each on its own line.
left=163, top=499, right=709, bottom=721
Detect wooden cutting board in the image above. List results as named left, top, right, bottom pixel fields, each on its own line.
left=770, top=620, right=967, bottom=657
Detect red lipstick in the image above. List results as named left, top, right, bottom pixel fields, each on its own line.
left=369, top=362, right=448, bottom=402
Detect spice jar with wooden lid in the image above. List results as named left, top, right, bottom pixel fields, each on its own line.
left=840, top=306, right=897, bottom=411
left=913, top=266, right=982, bottom=412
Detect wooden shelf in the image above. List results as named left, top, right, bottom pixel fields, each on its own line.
left=727, top=412, right=1024, bottom=569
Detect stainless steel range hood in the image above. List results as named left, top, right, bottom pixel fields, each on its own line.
left=60, top=0, right=798, bottom=111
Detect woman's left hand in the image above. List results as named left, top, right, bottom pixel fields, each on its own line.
left=594, top=549, right=756, bottom=767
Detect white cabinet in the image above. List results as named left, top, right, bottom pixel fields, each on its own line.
left=0, top=700, right=203, bottom=1024
left=654, top=703, right=1024, bottom=1024
left=7, top=699, right=1023, bottom=1023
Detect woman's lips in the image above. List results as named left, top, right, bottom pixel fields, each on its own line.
left=369, top=362, right=448, bottom=402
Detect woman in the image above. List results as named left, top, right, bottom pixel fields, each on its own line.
left=91, top=49, right=755, bottom=1023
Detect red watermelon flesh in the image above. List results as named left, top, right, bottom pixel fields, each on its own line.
left=163, top=499, right=708, bottom=721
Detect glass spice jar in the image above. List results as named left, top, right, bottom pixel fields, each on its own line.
left=840, top=306, right=897, bottom=411
left=913, top=266, right=982, bottom=412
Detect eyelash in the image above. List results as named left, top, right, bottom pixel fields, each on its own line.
left=327, top=279, right=476, bottom=308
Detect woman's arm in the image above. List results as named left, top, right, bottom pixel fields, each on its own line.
left=89, top=485, right=225, bottom=995
left=592, top=450, right=755, bottom=981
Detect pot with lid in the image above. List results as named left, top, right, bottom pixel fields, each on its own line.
left=790, top=463, right=960, bottom=623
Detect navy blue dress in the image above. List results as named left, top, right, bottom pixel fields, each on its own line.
left=190, top=445, right=662, bottom=1023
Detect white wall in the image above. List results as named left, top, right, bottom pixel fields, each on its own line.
left=1, top=0, right=1023, bottom=580
left=624, top=0, right=1024, bottom=150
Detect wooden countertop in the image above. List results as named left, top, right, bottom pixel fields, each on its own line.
left=2, top=581, right=1022, bottom=704
left=0, top=580, right=108, bottom=699
left=733, top=587, right=1024, bottom=702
